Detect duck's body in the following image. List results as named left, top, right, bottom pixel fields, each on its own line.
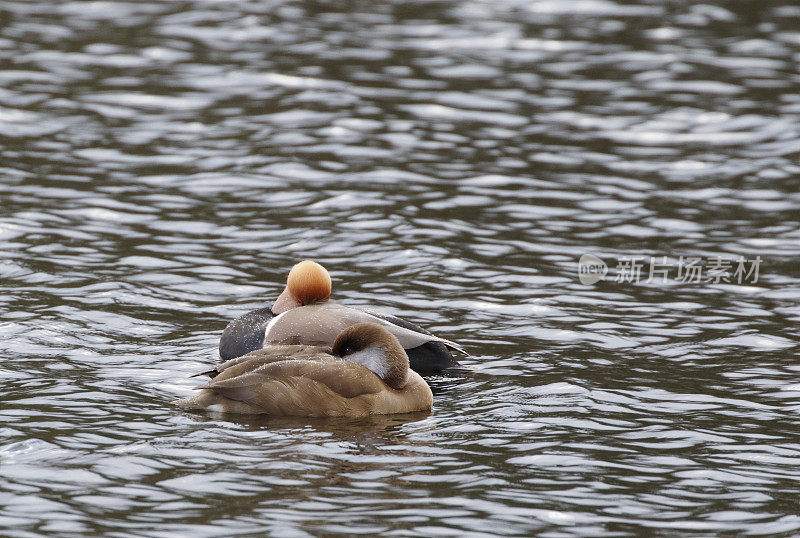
left=218, top=261, right=461, bottom=373
left=176, top=323, right=433, bottom=417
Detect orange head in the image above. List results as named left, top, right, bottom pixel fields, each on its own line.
left=271, top=260, right=332, bottom=314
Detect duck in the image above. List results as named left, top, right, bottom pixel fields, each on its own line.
left=174, top=323, right=433, bottom=417
left=219, top=260, right=463, bottom=374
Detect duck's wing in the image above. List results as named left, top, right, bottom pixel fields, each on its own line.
left=196, top=344, right=333, bottom=379
left=361, top=309, right=435, bottom=336
left=205, top=358, right=383, bottom=400
left=265, top=303, right=467, bottom=355
left=183, top=358, right=385, bottom=415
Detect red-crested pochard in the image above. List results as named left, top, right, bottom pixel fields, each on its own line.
left=175, top=323, right=433, bottom=417
left=219, top=261, right=463, bottom=373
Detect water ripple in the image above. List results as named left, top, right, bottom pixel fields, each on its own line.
left=2, top=0, right=800, bottom=535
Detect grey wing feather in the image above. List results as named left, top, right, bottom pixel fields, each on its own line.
left=265, top=303, right=467, bottom=355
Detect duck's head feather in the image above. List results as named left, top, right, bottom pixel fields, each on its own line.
left=272, top=260, right=331, bottom=314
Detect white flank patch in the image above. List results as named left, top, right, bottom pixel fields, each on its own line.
left=207, top=404, right=226, bottom=413
left=262, top=310, right=288, bottom=343
left=346, top=348, right=388, bottom=379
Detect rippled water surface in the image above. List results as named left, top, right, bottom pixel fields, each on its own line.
left=3, top=0, right=800, bottom=535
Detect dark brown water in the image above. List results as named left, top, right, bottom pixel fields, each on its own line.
left=2, top=0, right=800, bottom=535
